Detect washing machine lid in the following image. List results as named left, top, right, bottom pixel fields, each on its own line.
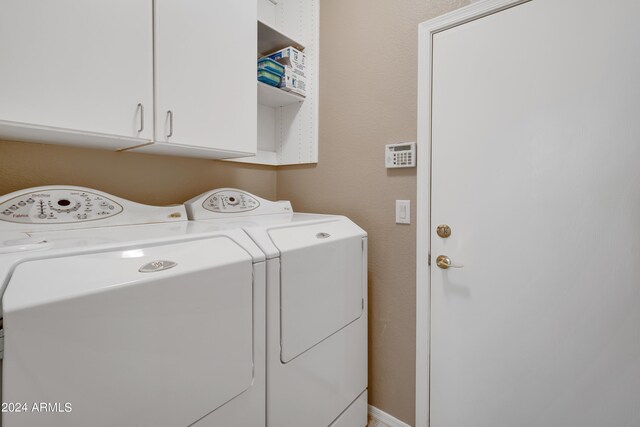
left=0, top=222, right=264, bottom=301
left=268, top=219, right=366, bottom=363
left=2, top=236, right=255, bottom=427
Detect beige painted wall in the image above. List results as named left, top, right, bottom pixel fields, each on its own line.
left=277, top=0, right=471, bottom=424
left=0, top=140, right=277, bottom=204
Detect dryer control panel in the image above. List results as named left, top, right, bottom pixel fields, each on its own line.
left=185, top=188, right=292, bottom=220
left=0, top=189, right=123, bottom=224
left=0, top=186, right=187, bottom=232
left=202, top=189, right=260, bottom=213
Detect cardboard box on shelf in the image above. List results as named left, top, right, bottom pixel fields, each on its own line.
left=279, top=65, right=306, bottom=97
left=267, top=47, right=306, bottom=75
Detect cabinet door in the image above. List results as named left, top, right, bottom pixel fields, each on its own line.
left=0, top=0, right=153, bottom=143
left=155, top=0, right=257, bottom=155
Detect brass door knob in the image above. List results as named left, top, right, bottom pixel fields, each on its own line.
left=436, top=224, right=451, bottom=238
left=436, top=255, right=463, bottom=270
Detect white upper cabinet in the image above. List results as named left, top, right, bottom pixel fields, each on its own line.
left=138, top=0, right=257, bottom=158
left=0, top=0, right=154, bottom=148
left=0, top=0, right=257, bottom=159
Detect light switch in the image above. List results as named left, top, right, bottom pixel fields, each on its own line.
left=396, top=200, right=410, bottom=224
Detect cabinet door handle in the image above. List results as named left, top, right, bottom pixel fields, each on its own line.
left=167, top=110, right=173, bottom=138
left=137, top=103, right=144, bottom=133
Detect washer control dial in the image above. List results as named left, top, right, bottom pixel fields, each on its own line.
left=203, top=190, right=260, bottom=213
left=0, top=189, right=123, bottom=224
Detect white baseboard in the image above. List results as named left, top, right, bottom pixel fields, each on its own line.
left=368, top=405, right=412, bottom=427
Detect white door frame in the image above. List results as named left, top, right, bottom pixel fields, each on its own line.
left=415, top=1, right=531, bottom=425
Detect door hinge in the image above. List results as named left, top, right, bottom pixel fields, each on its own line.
left=0, top=328, right=4, bottom=360
left=428, top=254, right=431, bottom=266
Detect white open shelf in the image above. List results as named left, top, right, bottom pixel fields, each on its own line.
left=226, top=0, right=318, bottom=167
left=258, top=20, right=304, bottom=55
left=257, top=82, right=304, bottom=107
left=226, top=149, right=279, bottom=166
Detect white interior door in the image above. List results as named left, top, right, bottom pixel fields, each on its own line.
left=429, top=1, right=640, bottom=426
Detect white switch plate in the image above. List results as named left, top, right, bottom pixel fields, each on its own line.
left=396, top=200, right=410, bottom=224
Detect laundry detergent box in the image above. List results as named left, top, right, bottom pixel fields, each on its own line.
left=257, top=57, right=285, bottom=76
left=267, top=46, right=306, bottom=75
left=257, top=68, right=281, bottom=87
left=279, top=65, right=306, bottom=96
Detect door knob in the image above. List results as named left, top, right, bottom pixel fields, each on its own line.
left=436, top=255, right=463, bottom=269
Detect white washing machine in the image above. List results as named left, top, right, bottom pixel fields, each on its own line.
left=185, top=188, right=368, bottom=427
left=0, top=186, right=265, bottom=427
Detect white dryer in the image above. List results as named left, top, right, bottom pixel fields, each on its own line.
left=0, top=186, right=265, bottom=427
left=185, top=188, right=368, bottom=427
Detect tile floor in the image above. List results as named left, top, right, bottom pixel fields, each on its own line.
left=367, top=416, right=392, bottom=427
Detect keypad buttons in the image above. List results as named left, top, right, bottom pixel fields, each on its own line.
left=391, top=151, right=413, bottom=166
